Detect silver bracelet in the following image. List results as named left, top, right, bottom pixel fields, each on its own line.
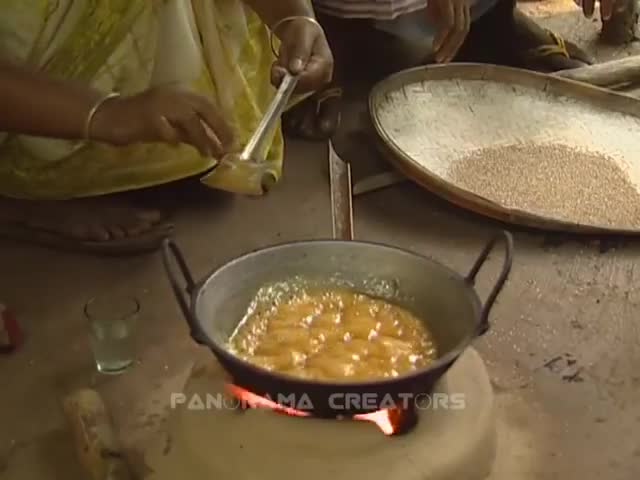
left=84, top=92, right=121, bottom=141
left=269, top=16, right=323, bottom=58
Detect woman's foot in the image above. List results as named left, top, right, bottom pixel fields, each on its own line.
left=457, top=0, right=592, bottom=72
left=0, top=196, right=172, bottom=254
left=511, top=9, right=593, bottom=72
left=283, top=86, right=343, bottom=140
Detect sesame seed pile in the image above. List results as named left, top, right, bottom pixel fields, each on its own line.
left=447, top=143, right=640, bottom=228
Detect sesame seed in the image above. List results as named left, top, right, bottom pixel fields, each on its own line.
left=448, top=144, right=640, bottom=229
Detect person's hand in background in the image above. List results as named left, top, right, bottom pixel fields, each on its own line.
left=428, top=0, right=472, bottom=63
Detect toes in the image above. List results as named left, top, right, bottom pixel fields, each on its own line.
left=15, top=199, right=169, bottom=244
left=124, top=220, right=153, bottom=237
left=69, top=223, right=110, bottom=242
left=299, top=106, right=319, bottom=139
left=122, top=219, right=173, bottom=238
left=99, top=205, right=170, bottom=239
left=134, top=209, right=163, bottom=224
left=66, top=223, right=88, bottom=240
left=88, top=224, right=111, bottom=242
left=317, top=99, right=342, bottom=138
left=283, top=107, right=305, bottom=134
left=300, top=123, right=316, bottom=139
left=319, top=117, right=339, bottom=136
left=156, top=222, right=175, bottom=236
left=117, top=207, right=165, bottom=238
left=284, top=89, right=342, bottom=140
left=108, top=225, right=128, bottom=240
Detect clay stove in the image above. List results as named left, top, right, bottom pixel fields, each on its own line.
left=226, top=382, right=419, bottom=436
left=146, top=348, right=496, bottom=480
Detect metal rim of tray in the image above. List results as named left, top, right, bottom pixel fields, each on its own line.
left=368, top=63, right=640, bottom=236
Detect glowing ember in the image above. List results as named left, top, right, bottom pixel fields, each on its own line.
left=226, top=384, right=414, bottom=435
left=353, top=410, right=397, bottom=435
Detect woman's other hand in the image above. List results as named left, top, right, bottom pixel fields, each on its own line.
left=428, top=0, right=471, bottom=63
left=91, top=86, right=235, bottom=158
left=271, top=17, right=334, bottom=93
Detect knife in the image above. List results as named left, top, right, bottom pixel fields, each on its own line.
left=328, top=141, right=354, bottom=241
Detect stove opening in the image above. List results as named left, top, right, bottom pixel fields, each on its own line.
left=226, top=384, right=418, bottom=436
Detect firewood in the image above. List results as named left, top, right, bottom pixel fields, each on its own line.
left=62, top=389, right=134, bottom=480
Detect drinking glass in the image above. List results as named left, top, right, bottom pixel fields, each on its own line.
left=85, top=294, right=140, bottom=374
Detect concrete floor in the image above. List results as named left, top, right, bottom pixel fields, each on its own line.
left=2, top=2, right=640, bottom=479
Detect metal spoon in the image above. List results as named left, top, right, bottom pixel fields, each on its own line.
left=209, top=72, right=299, bottom=196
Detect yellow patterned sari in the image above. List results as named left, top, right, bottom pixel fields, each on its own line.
left=0, top=0, right=284, bottom=199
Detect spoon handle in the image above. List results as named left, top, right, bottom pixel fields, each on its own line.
left=241, top=72, right=299, bottom=161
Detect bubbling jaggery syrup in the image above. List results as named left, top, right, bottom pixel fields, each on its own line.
left=228, top=286, right=438, bottom=382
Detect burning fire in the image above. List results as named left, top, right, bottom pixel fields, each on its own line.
left=226, top=384, right=413, bottom=435
left=352, top=410, right=398, bottom=435
left=226, top=384, right=311, bottom=418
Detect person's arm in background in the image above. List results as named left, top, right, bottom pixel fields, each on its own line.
left=242, top=0, right=333, bottom=92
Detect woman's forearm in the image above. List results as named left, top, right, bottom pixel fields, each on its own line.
left=0, top=59, right=105, bottom=139
left=243, top=0, right=316, bottom=30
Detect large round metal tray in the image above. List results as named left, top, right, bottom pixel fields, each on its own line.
left=369, top=63, right=640, bottom=235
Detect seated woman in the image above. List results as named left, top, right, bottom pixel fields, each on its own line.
left=0, top=0, right=333, bottom=255
left=286, top=0, right=595, bottom=139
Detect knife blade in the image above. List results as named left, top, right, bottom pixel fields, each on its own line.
left=328, top=141, right=354, bottom=241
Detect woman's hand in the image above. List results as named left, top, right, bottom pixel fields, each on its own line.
left=91, top=86, right=235, bottom=158
left=271, top=18, right=334, bottom=93
left=428, top=0, right=471, bottom=63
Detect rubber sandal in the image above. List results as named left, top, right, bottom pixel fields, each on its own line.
left=529, top=30, right=571, bottom=58
left=284, top=86, right=343, bottom=140
left=0, top=222, right=174, bottom=256
left=525, top=30, right=593, bottom=68
left=314, top=87, right=343, bottom=113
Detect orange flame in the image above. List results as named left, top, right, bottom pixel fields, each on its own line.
left=226, top=384, right=408, bottom=435
left=353, top=410, right=397, bottom=435
left=226, top=384, right=311, bottom=417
